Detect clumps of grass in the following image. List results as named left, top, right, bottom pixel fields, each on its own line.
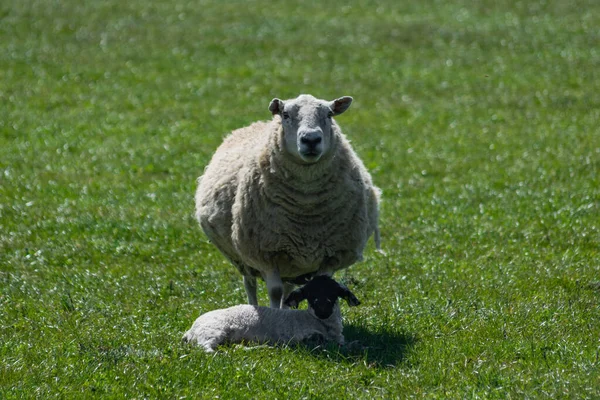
left=2, top=0, right=600, bottom=397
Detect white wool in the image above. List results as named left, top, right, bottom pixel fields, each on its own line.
left=182, top=303, right=344, bottom=352
left=195, top=94, right=380, bottom=307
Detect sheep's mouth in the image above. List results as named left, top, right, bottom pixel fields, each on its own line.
left=299, top=149, right=323, bottom=163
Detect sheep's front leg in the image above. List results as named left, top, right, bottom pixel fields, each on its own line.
left=243, top=275, right=258, bottom=305
left=303, top=332, right=326, bottom=345
left=264, top=269, right=284, bottom=308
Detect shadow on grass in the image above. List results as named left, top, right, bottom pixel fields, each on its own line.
left=301, top=323, right=417, bottom=368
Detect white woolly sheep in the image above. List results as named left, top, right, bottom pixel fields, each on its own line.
left=182, top=275, right=360, bottom=352
left=195, top=94, right=381, bottom=308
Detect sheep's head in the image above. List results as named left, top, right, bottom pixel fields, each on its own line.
left=269, top=94, right=353, bottom=164
left=284, top=275, right=360, bottom=319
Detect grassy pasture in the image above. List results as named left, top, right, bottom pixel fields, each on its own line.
left=1, top=0, right=599, bottom=397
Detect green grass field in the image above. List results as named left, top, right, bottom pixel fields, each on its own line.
left=1, top=0, right=599, bottom=397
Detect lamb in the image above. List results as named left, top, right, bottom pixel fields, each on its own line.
left=182, top=275, right=360, bottom=352
left=195, top=94, right=381, bottom=308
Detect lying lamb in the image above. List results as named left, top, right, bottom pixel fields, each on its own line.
left=182, top=276, right=360, bottom=352
left=195, top=94, right=381, bottom=308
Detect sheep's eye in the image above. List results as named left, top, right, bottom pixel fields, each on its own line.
left=327, top=111, right=333, bottom=119
left=282, top=112, right=290, bottom=119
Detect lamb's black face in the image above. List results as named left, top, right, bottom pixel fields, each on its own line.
left=284, top=275, right=360, bottom=319
left=304, top=276, right=341, bottom=319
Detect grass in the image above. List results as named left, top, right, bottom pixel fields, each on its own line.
left=1, top=0, right=599, bottom=397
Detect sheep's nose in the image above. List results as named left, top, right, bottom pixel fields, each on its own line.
left=300, top=132, right=322, bottom=148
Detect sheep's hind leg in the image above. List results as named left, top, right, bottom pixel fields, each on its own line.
left=243, top=275, right=258, bottom=306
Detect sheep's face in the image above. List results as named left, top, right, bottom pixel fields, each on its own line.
left=284, top=275, right=360, bottom=319
left=269, top=94, right=353, bottom=164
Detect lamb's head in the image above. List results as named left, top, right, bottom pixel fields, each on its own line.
left=269, top=94, right=353, bottom=164
left=284, top=275, right=360, bottom=319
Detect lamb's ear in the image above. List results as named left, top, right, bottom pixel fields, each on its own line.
left=284, top=288, right=306, bottom=309
left=269, top=98, right=284, bottom=115
left=338, top=283, right=360, bottom=307
left=330, top=96, right=353, bottom=116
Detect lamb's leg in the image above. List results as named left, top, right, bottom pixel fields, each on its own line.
left=243, top=275, right=258, bottom=305
left=201, top=341, right=217, bottom=353
left=182, top=331, right=221, bottom=352
left=281, top=282, right=296, bottom=309
left=264, top=269, right=283, bottom=308
left=303, top=331, right=326, bottom=345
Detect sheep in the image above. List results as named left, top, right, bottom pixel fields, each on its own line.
left=195, top=94, right=381, bottom=308
left=182, top=275, right=360, bottom=352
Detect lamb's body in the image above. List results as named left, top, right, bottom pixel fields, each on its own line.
left=183, top=275, right=359, bottom=352
left=182, top=304, right=344, bottom=352
left=196, top=95, right=380, bottom=307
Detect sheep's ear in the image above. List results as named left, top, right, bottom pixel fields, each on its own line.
left=284, top=288, right=305, bottom=309
left=338, top=283, right=360, bottom=307
left=269, top=98, right=284, bottom=115
left=330, top=96, right=353, bottom=116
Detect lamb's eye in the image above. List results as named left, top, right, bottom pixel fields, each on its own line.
left=282, top=112, right=290, bottom=119
left=327, top=111, right=333, bottom=119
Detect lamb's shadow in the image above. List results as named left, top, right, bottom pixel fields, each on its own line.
left=301, top=323, right=417, bottom=368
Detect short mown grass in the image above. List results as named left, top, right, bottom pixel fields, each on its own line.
left=1, top=0, right=599, bottom=398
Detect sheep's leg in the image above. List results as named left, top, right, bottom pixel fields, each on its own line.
left=201, top=341, right=217, bottom=353
left=281, top=282, right=296, bottom=309
left=264, top=269, right=284, bottom=308
left=243, top=275, right=258, bottom=305
left=303, top=331, right=326, bottom=345
left=182, top=331, right=221, bottom=352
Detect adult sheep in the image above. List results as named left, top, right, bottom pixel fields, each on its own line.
left=195, top=94, right=381, bottom=308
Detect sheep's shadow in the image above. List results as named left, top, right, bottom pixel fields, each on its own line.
left=299, top=323, right=417, bottom=368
